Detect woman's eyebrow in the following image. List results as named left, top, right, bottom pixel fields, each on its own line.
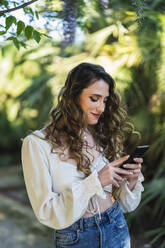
left=91, top=94, right=109, bottom=98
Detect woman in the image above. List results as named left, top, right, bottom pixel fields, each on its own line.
left=21, top=62, right=144, bottom=248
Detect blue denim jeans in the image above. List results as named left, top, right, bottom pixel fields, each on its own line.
left=54, top=201, right=130, bottom=248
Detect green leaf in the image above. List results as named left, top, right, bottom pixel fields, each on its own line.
left=35, top=11, right=39, bottom=20
left=14, top=2, right=17, bottom=7
left=29, top=8, right=34, bottom=16
left=16, top=20, right=25, bottom=36
left=1, top=46, right=5, bottom=57
left=13, top=37, right=20, bottom=50
left=7, top=36, right=14, bottom=40
left=40, top=33, right=51, bottom=39
left=1, top=0, right=8, bottom=8
left=6, top=16, right=14, bottom=30
left=19, top=41, right=27, bottom=49
left=0, top=31, right=6, bottom=35
left=25, top=25, right=34, bottom=40
left=5, top=16, right=17, bottom=30
left=23, top=8, right=28, bottom=14
left=12, top=16, right=17, bottom=25
left=33, top=30, right=41, bottom=43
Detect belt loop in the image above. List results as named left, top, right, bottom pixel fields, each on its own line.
left=107, top=211, right=113, bottom=224
left=79, top=218, right=84, bottom=232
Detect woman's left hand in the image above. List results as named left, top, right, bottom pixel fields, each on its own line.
left=122, top=157, right=143, bottom=190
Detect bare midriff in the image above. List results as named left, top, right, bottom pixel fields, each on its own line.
left=82, top=191, right=115, bottom=218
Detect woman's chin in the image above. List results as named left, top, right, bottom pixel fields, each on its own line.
left=86, top=119, right=99, bottom=125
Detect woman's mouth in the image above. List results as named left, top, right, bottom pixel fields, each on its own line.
left=91, top=113, right=100, bottom=119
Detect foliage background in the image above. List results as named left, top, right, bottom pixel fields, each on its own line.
left=0, top=0, right=165, bottom=247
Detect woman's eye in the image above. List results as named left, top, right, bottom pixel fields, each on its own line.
left=90, top=97, right=98, bottom=102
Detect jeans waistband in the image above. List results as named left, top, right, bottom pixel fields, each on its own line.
left=68, top=201, right=121, bottom=231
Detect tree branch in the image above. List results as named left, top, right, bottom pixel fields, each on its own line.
left=0, top=0, right=40, bottom=15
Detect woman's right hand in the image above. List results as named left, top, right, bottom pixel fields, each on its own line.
left=98, top=155, right=133, bottom=188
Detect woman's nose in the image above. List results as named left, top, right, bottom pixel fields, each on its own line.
left=96, top=101, right=105, bottom=113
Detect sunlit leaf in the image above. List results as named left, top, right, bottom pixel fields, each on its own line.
left=1, top=0, right=8, bottom=8
left=5, top=16, right=17, bottom=30
left=29, top=8, right=34, bottom=16
left=33, top=30, right=41, bottom=43
left=19, top=41, right=27, bottom=49
left=16, top=20, right=25, bottom=36
left=6, top=36, right=14, bottom=40
left=0, top=31, right=6, bottom=35
left=35, top=11, right=39, bottom=20
left=25, top=25, right=34, bottom=40
left=40, top=33, right=51, bottom=39
left=1, top=46, right=5, bottom=56
left=13, top=37, right=20, bottom=50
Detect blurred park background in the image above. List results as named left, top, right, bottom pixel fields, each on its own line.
left=0, top=0, right=165, bottom=247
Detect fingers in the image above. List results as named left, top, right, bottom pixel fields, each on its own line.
left=133, top=168, right=141, bottom=174
left=123, top=158, right=143, bottom=180
left=114, top=167, right=134, bottom=176
left=123, top=163, right=141, bottom=170
left=122, top=157, right=143, bottom=171
left=113, top=173, right=125, bottom=182
left=133, top=158, right=143, bottom=164
left=126, top=172, right=140, bottom=178
left=109, top=166, right=133, bottom=188
left=111, top=178, right=120, bottom=188
left=111, top=175, right=127, bottom=187
left=105, top=156, right=143, bottom=188
left=107, top=165, right=131, bottom=188
left=110, top=155, right=130, bottom=167
left=110, top=156, right=143, bottom=168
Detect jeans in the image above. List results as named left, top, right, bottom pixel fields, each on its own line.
left=54, top=201, right=130, bottom=248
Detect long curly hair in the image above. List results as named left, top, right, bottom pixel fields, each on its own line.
left=44, top=62, right=131, bottom=177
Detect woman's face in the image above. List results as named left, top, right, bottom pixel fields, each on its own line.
left=79, top=79, right=109, bottom=125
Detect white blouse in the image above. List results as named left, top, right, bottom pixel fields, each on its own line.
left=21, top=130, right=144, bottom=230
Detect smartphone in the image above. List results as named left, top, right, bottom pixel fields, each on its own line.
left=120, top=145, right=150, bottom=168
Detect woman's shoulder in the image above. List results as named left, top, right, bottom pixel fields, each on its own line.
left=22, top=129, right=63, bottom=157
left=22, top=129, right=49, bottom=147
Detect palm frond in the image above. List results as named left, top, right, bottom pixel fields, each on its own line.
left=148, top=128, right=165, bottom=162
left=140, top=179, right=165, bottom=218
left=145, top=225, right=165, bottom=245
left=85, top=24, right=128, bottom=56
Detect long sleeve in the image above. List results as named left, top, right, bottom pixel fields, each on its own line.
left=21, top=135, right=106, bottom=230
left=114, top=173, right=144, bottom=213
